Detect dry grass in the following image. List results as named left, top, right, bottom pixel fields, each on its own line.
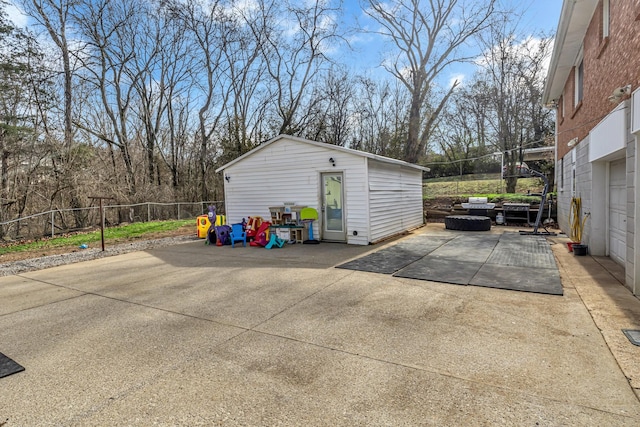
left=423, top=177, right=543, bottom=198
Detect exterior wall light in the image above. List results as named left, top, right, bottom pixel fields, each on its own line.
left=608, top=84, right=632, bottom=104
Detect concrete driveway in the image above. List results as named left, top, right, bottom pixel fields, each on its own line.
left=1, top=224, right=640, bottom=426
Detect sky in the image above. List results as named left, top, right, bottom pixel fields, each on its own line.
left=337, top=0, right=564, bottom=86
left=5, top=0, right=564, bottom=86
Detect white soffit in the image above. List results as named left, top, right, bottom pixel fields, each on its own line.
left=543, top=0, right=598, bottom=103
left=632, top=87, right=640, bottom=134
left=589, top=103, right=627, bottom=162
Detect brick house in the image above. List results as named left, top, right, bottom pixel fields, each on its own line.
left=542, top=0, right=640, bottom=295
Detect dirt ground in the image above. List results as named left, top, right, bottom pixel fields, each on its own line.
left=0, top=226, right=193, bottom=264
left=424, top=197, right=461, bottom=221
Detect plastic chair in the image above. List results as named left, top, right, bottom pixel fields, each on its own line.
left=229, top=223, right=247, bottom=247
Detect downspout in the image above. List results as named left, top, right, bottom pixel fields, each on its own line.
left=633, top=89, right=640, bottom=295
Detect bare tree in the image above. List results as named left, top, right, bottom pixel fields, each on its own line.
left=302, top=67, right=354, bottom=146
left=250, top=0, right=343, bottom=136
left=362, top=0, right=495, bottom=164
left=474, top=20, right=554, bottom=192
left=219, top=1, right=270, bottom=161
left=351, top=77, right=408, bottom=158
left=152, top=7, right=194, bottom=191
left=21, top=0, right=89, bottom=225
left=433, top=84, right=491, bottom=178
left=23, top=0, right=76, bottom=155
left=164, top=0, right=231, bottom=201
left=130, top=12, right=166, bottom=186
left=72, top=0, right=145, bottom=196
left=128, top=6, right=193, bottom=190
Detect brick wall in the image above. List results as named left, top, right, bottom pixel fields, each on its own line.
left=556, top=0, right=640, bottom=160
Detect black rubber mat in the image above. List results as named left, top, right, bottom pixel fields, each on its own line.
left=339, top=231, right=562, bottom=295
left=469, top=264, right=563, bottom=295
left=622, top=330, right=640, bottom=346
left=336, top=237, right=452, bottom=274
left=428, top=235, right=499, bottom=263
left=487, top=233, right=557, bottom=269
left=393, top=258, right=483, bottom=285
left=0, top=352, right=25, bottom=378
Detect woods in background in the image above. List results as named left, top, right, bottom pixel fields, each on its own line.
left=0, top=0, right=553, bottom=235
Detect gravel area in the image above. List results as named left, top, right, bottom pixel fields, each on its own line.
left=0, top=235, right=198, bottom=277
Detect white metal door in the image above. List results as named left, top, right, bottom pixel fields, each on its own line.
left=609, top=159, right=626, bottom=265
left=321, top=172, right=346, bottom=242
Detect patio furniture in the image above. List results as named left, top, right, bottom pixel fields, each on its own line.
left=229, top=223, right=247, bottom=247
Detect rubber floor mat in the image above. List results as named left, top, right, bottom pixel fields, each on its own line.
left=428, top=235, right=499, bottom=263
left=337, top=232, right=562, bottom=295
left=487, top=233, right=557, bottom=269
left=336, top=237, right=451, bottom=274
left=469, top=264, right=563, bottom=295
left=393, top=258, right=483, bottom=285
left=0, top=352, right=25, bottom=378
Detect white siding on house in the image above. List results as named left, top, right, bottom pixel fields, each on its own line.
left=368, top=160, right=424, bottom=243
left=609, top=158, right=626, bottom=265
left=223, top=138, right=370, bottom=244
left=557, top=110, right=638, bottom=293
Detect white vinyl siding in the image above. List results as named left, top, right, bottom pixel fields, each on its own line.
left=342, top=158, right=370, bottom=245
left=368, top=160, right=424, bottom=243
left=609, top=159, right=626, bottom=266
left=223, top=138, right=369, bottom=244
left=219, top=135, right=426, bottom=246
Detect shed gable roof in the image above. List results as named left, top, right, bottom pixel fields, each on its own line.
left=215, top=135, right=430, bottom=173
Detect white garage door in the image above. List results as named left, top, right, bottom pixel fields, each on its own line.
left=609, top=159, right=626, bottom=266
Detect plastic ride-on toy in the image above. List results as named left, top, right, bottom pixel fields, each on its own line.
left=245, top=216, right=263, bottom=242
left=249, top=221, right=271, bottom=247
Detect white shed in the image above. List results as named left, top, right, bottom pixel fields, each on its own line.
left=215, top=135, right=429, bottom=245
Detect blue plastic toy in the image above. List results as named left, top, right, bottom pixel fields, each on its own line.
left=230, top=223, right=247, bottom=247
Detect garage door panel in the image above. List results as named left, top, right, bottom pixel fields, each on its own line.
left=609, top=159, right=626, bottom=266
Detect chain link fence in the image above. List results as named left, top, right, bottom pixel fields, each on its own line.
left=0, top=201, right=225, bottom=241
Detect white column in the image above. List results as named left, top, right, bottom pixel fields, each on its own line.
left=634, top=134, right=640, bottom=295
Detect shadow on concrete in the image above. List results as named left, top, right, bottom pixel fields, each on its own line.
left=146, top=238, right=392, bottom=271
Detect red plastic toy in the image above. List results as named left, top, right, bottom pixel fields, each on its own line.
left=249, top=221, right=271, bottom=247
left=245, top=216, right=263, bottom=241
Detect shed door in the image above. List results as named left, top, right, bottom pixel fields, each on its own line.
left=321, top=172, right=346, bottom=242
left=609, top=159, right=626, bottom=266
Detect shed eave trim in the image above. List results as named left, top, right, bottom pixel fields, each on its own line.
left=215, top=134, right=430, bottom=172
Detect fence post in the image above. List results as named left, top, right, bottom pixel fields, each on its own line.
left=178, top=203, right=181, bottom=220
left=51, top=211, right=54, bottom=238
left=147, top=203, right=151, bottom=222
